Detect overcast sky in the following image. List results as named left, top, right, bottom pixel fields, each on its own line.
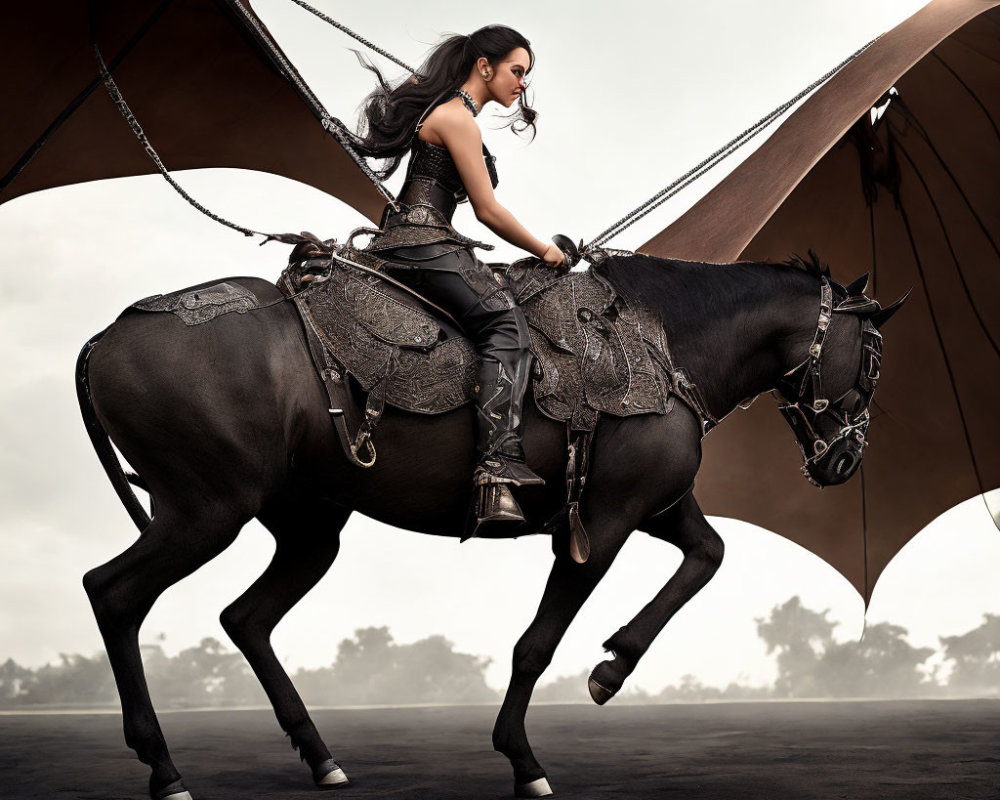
left=1, top=0, right=997, bottom=696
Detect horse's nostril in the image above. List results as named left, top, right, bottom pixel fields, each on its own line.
left=834, top=452, right=855, bottom=476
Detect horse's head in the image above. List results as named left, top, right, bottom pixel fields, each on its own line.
left=774, top=272, right=908, bottom=487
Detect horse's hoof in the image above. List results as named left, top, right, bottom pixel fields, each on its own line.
left=153, top=779, right=194, bottom=800
left=314, top=758, right=349, bottom=788
left=588, top=674, right=616, bottom=705
left=515, top=776, right=553, bottom=797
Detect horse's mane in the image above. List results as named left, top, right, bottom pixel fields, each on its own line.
left=597, top=249, right=842, bottom=326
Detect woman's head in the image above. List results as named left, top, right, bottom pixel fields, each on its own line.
left=472, top=44, right=532, bottom=110
left=355, top=25, right=537, bottom=180
left=459, top=26, right=534, bottom=109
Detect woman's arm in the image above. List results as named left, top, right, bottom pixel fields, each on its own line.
left=432, top=104, right=566, bottom=267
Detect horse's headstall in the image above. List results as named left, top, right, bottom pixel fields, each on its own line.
left=773, top=277, right=884, bottom=479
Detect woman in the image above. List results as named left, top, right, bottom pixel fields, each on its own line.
left=355, top=25, right=567, bottom=536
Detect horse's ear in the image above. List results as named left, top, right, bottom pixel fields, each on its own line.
left=845, top=272, right=870, bottom=297
left=834, top=297, right=881, bottom=315
left=869, top=289, right=911, bottom=329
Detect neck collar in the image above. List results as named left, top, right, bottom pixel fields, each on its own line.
left=456, top=89, right=480, bottom=117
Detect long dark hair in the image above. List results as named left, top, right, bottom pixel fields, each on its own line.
left=354, top=25, right=537, bottom=180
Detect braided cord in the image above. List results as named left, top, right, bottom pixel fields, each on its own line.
left=288, top=0, right=417, bottom=74
left=228, top=0, right=396, bottom=205
left=587, top=36, right=881, bottom=249
left=91, top=0, right=399, bottom=239
left=93, top=35, right=264, bottom=237
left=587, top=103, right=788, bottom=249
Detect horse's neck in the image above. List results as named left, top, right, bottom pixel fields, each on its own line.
left=662, top=264, right=821, bottom=422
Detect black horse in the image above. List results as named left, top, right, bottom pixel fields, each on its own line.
left=77, top=252, right=903, bottom=800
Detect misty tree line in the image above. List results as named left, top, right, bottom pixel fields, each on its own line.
left=0, top=626, right=495, bottom=709
left=535, top=597, right=1000, bottom=703
left=1, top=597, right=997, bottom=708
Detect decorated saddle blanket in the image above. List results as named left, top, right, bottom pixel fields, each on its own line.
left=130, top=280, right=260, bottom=325
left=280, top=250, right=679, bottom=430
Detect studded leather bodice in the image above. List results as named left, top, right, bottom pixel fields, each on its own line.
left=396, top=137, right=499, bottom=224
left=406, top=138, right=465, bottom=197
left=395, top=91, right=499, bottom=223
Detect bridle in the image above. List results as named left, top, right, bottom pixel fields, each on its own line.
left=773, top=277, right=883, bottom=486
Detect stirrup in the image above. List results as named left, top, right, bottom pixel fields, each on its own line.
left=478, top=442, right=545, bottom=487
left=462, top=473, right=526, bottom=541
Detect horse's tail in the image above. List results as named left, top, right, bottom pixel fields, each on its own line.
left=75, top=328, right=151, bottom=532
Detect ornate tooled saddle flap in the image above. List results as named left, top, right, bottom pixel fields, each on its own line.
left=504, top=266, right=671, bottom=430
left=337, top=270, right=441, bottom=349
left=290, top=253, right=477, bottom=414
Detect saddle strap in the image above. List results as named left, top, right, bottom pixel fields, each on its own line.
left=350, top=350, right=396, bottom=461
left=645, top=343, right=719, bottom=437
left=545, top=422, right=594, bottom=564
left=285, top=273, right=376, bottom=468
left=566, top=427, right=593, bottom=564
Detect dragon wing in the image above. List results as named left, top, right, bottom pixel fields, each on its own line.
left=0, top=0, right=385, bottom=222
left=641, top=0, right=1000, bottom=603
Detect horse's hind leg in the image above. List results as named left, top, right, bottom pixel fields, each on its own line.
left=219, top=498, right=350, bottom=788
left=589, top=490, right=724, bottom=704
left=83, top=505, right=247, bottom=800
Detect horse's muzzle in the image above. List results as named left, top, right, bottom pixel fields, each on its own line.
left=805, top=439, right=863, bottom=486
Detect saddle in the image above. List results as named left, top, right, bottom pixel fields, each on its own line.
left=278, top=246, right=685, bottom=440
left=275, top=242, right=712, bottom=558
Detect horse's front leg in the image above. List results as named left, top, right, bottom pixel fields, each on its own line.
left=588, top=490, right=724, bottom=703
left=493, top=524, right=628, bottom=797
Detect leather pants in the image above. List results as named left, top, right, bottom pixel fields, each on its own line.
left=385, top=245, right=539, bottom=483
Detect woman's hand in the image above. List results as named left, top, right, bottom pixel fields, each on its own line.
left=541, top=243, right=568, bottom=270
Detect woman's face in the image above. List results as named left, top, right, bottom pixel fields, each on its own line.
left=487, top=47, right=531, bottom=108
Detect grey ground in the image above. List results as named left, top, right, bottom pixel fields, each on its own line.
left=1, top=701, right=997, bottom=799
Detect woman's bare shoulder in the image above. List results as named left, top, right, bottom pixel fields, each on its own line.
left=419, top=97, right=479, bottom=146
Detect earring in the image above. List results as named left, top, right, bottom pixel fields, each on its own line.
left=481, top=68, right=493, bottom=82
